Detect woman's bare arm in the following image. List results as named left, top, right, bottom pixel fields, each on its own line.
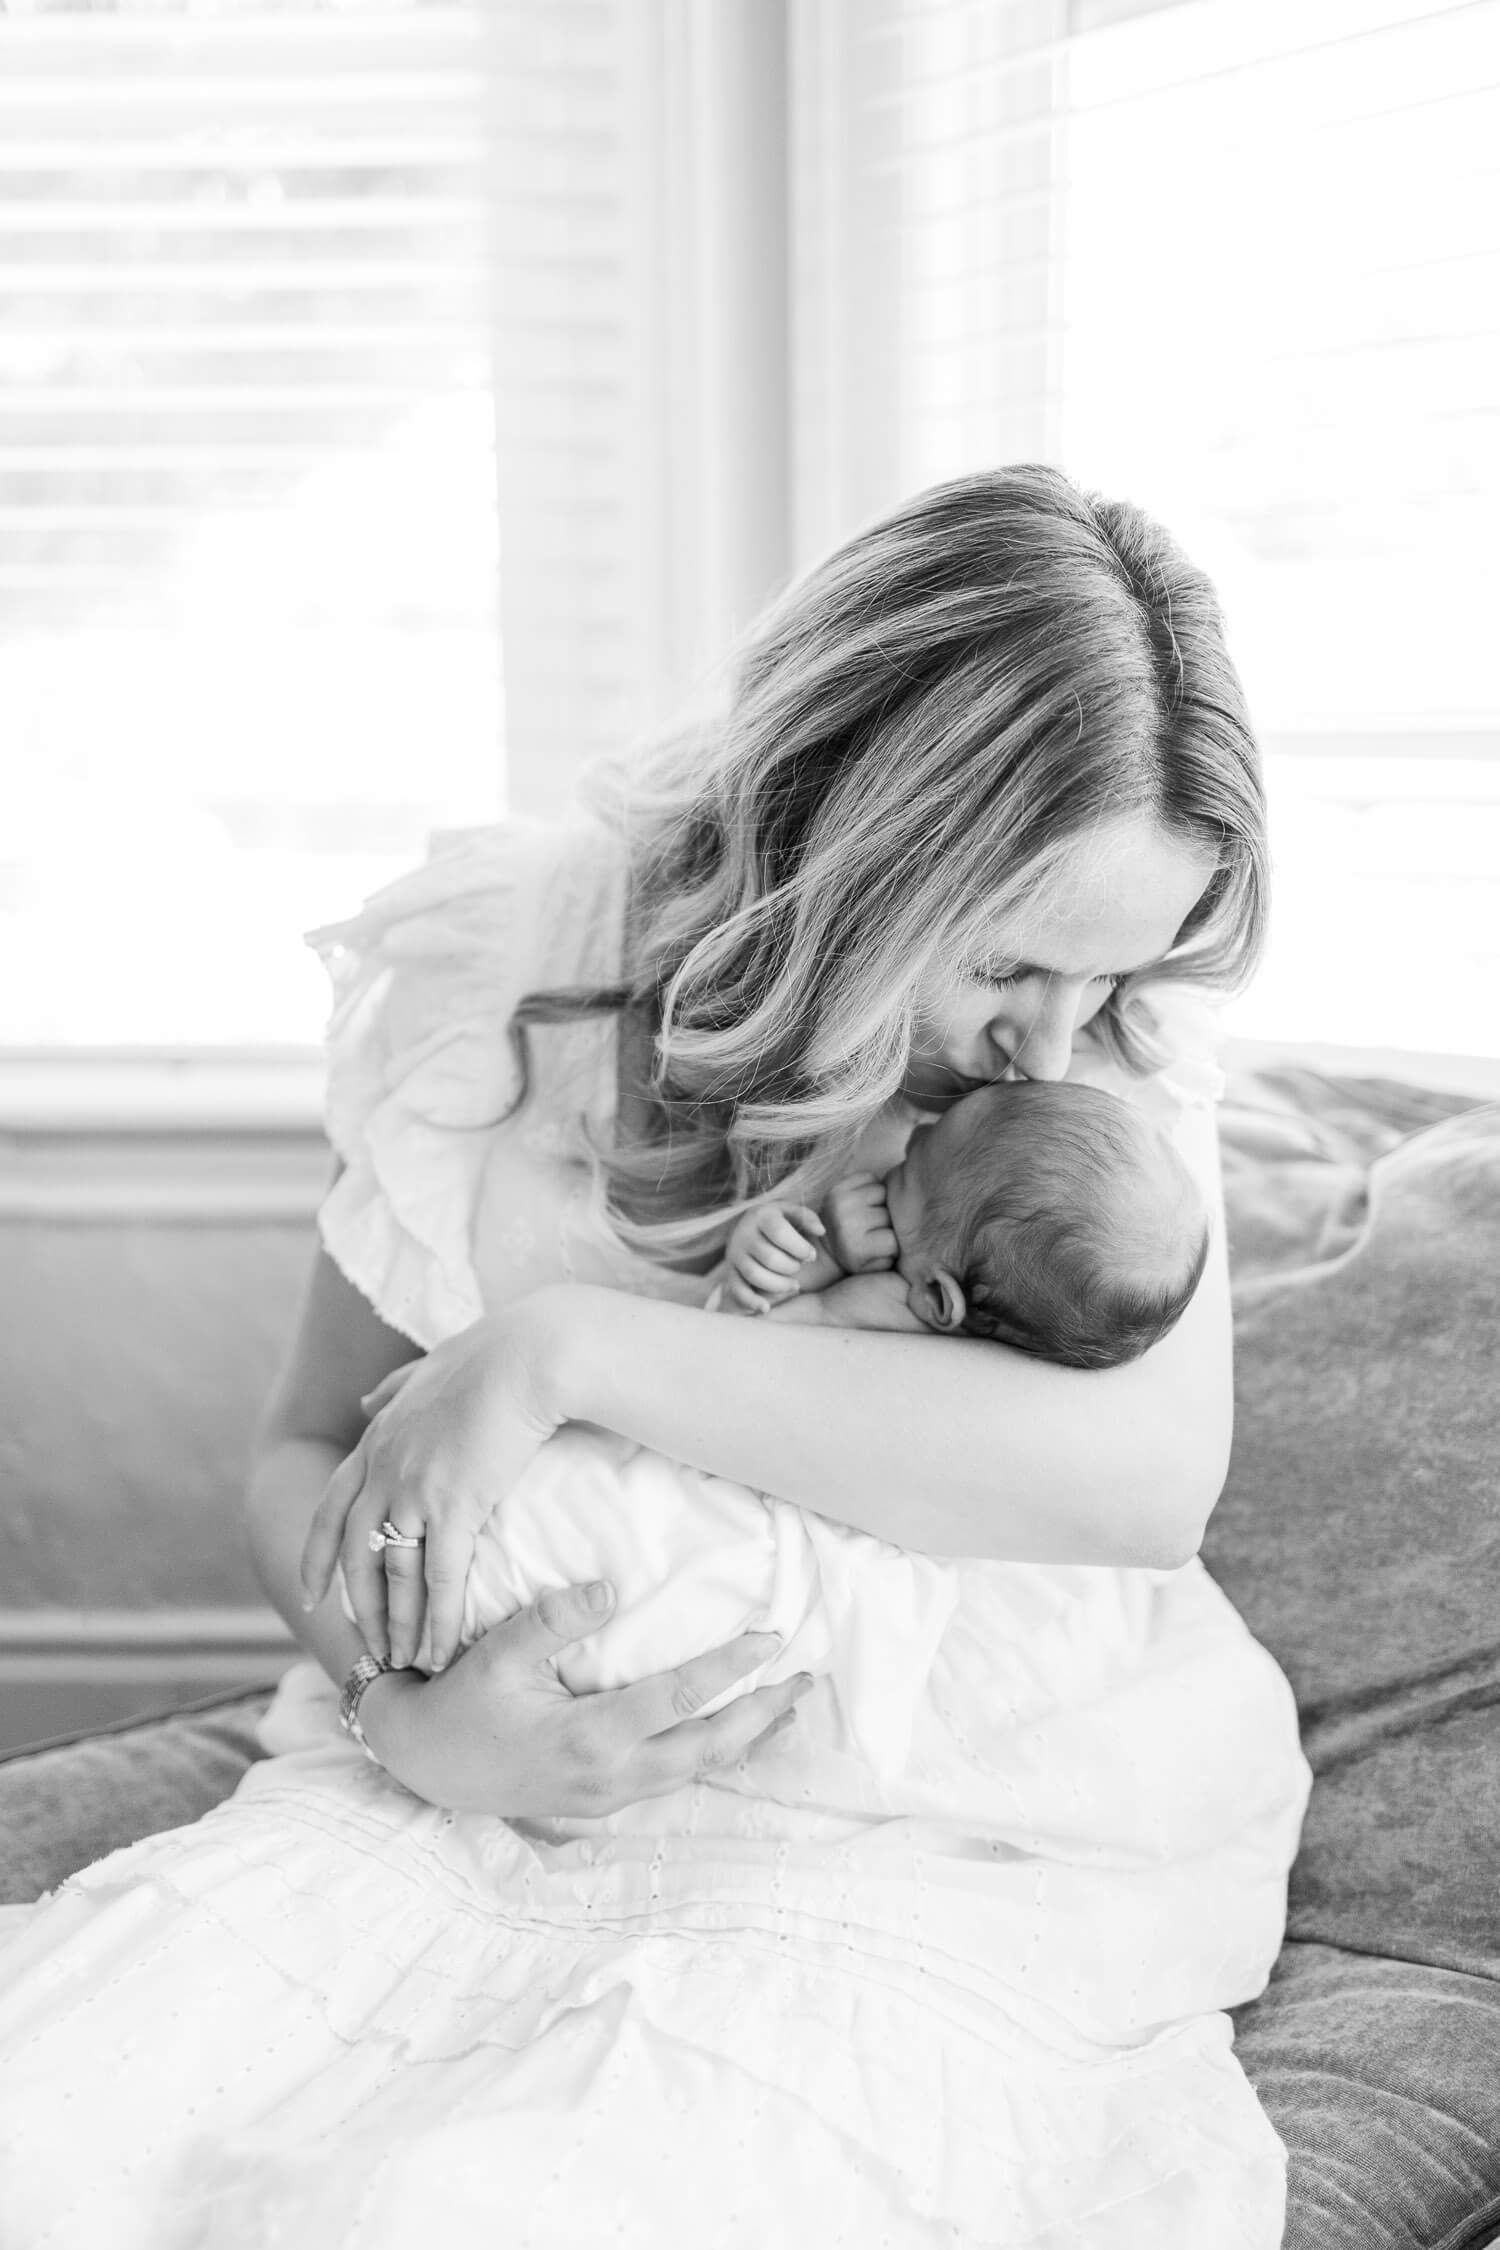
left=248, top=1242, right=808, bottom=1809
left=305, top=1103, right=1231, bottom=1666
left=549, top=1101, right=1232, bottom=1569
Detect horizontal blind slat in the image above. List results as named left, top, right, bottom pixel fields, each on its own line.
left=0, top=9, right=481, bottom=44
left=0, top=138, right=486, bottom=171
left=0, top=324, right=474, bottom=351
left=0, top=397, right=470, bottom=418
left=0, top=264, right=481, bottom=292
left=0, top=73, right=478, bottom=107
left=0, top=201, right=480, bottom=233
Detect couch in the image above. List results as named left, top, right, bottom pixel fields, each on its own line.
left=3, top=1065, right=1498, bottom=2250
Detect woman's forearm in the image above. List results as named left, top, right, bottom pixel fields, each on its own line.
left=244, top=1434, right=381, bottom=1692
left=548, top=1273, right=1230, bottom=1568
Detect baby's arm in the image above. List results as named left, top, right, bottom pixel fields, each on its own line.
left=768, top=1271, right=925, bottom=1333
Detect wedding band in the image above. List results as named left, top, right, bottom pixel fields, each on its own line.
left=367, top=1520, right=423, bottom=1554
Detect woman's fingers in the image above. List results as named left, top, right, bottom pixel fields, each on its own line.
left=382, top=1538, right=428, bottom=1673
left=605, top=1628, right=786, bottom=1742
left=300, top=1445, right=368, bottom=1606
left=421, top=1516, right=479, bottom=1675
left=632, top=1673, right=815, bottom=1799
left=475, top=1580, right=618, bottom=1678
left=339, top=1486, right=412, bottom=1665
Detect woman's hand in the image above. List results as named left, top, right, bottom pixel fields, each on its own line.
left=300, top=1297, right=567, bottom=1676
left=360, top=1579, right=814, bottom=1817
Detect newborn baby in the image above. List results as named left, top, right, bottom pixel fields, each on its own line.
left=725, top=1078, right=1209, bottom=1370
left=351, top=1082, right=1207, bottom=1783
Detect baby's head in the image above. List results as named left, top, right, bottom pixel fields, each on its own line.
left=883, top=1080, right=1209, bottom=1369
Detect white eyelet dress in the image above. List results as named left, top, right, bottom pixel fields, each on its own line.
left=0, top=817, right=1311, bottom=2250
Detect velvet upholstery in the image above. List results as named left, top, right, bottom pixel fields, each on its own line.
left=0, top=1688, right=274, bottom=1906
left=1202, top=1070, right=1500, bottom=2250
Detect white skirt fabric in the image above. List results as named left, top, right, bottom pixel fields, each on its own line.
left=0, top=1517, right=1309, bottom=2250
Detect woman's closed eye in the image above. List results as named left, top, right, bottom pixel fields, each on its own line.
left=964, top=963, right=1127, bottom=994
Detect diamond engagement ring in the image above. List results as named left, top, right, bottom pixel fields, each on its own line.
left=368, top=1520, right=424, bottom=1554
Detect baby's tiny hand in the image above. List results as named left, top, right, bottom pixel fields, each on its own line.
left=824, top=1173, right=898, bottom=1274
left=725, top=1202, right=827, bottom=1315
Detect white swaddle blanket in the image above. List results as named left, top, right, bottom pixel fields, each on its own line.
left=347, top=1425, right=958, bottom=1785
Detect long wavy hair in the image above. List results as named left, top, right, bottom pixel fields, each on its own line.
left=513, top=463, right=1267, bottom=1263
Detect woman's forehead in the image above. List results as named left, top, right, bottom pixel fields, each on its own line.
left=969, top=822, right=1215, bottom=975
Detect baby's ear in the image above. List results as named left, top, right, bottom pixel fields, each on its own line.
left=908, top=1267, right=967, bottom=1334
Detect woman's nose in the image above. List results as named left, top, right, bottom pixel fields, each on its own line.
left=988, top=983, right=1081, bottom=1082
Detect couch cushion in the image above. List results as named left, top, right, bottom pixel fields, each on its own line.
left=1205, top=1072, right=1500, bottom=2249
left=0, top=1687, right=271, bottom=1905
left=1205, top=1078, right=1500, bottom=1981
left=1233, top=1942, right=1500, bottom=2250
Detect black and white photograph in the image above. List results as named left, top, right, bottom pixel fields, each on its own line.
left=0, top=3, right=1496, bottom=2244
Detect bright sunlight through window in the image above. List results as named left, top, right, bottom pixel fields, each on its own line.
left=0, top=0, right=502, bottom=1048
left=1059, top=0, right=1500, bottom=1057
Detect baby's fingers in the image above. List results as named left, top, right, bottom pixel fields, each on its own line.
left=739, top=1234, right=806, bottom=1281
left=760, top=1208, right=824, bottom=1263
left=735, top=1256, right=800, bottom=1301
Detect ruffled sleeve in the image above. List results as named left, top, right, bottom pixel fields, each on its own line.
left=305, top=818, right=620, bottom=1347
left=1131, top=983, right=1228, bottom=1119
left=1070, top=981, right=1228, bottom=1133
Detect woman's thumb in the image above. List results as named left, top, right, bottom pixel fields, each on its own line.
left=496, top=1581, right=615, bottom=1667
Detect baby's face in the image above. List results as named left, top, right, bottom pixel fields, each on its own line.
left=883, top=1099, right=981, bottom=1274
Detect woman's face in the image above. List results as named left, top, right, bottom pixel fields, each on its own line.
left=903, top=813, right=1217, bottom=1105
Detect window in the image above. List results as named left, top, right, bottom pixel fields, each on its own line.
left=810, top=0, right=1500, bottom=1058
left=1059, top=0, right=1500, bottom=1054
left=0, top=0, right=502, bottom=1047
left=12, top=1, right=1492, bottom=1060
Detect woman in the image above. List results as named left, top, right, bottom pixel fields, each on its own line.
left=0, top=467, right=1309, bottom=2247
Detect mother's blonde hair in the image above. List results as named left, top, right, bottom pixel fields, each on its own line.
left=517, top=463, right=1266, bottom=1260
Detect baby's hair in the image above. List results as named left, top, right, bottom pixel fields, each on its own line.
left=927, top=1082, right=1210, bottom=1369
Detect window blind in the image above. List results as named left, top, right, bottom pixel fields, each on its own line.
left=0, top=0, right=503, bottom=1045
